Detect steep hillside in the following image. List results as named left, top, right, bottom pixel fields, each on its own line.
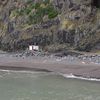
left=0, top=0, right=100, bottom=52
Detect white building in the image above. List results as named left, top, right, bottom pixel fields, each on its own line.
left=29, top=45, right=39, bottom=51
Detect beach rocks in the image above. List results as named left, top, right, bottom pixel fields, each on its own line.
left=78, top=55, right=100, bottom=64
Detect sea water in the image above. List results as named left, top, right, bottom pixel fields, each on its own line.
left=0, top=70, right=100, bottom=100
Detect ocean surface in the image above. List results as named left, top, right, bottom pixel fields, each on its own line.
left=0, top=70, right=100, bottom=100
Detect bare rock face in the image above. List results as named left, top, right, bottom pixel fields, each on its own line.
left=0, top=0, right=9, bottom=6
left=91, top=0, right=100, bottom=8
left=0, top=0, right=100, bottom=52
left=52, top=0, right=73, bottom=9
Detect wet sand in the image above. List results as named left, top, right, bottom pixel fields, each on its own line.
left=0, top=54, right=100, bottom=79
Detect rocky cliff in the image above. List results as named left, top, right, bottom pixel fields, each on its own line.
left=0, top=0, right=100, bottom=52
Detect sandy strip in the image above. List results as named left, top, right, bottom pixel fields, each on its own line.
left=0, top=56, right=100, bottom=79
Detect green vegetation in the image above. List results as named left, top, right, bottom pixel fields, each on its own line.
left=14, top=0, right=58, bottom=24
left=43, top=0, right=50, bottom=5
left=48, top=10, right=58, bottom=19
left=34, top=3, right=41, bottom=9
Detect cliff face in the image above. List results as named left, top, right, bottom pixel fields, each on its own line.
left=0, top=0, right=100, bottom=52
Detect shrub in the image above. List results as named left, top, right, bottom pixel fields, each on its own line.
left=16, top=1, right=58, bottom=24
left=48, top=10, right=58, bottom=19
left=34, top=3, right=41, bottom=9
left=43, top=0, right=50, bottom=5
left=25, top=8, right=32, bottom=14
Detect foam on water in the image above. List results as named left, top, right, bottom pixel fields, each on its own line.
left=0, top=69, right=47, bottom=74
left=0, top=69, right=56, bottom=79
left=61, top=73, right=100, bottom=82
left=0, top=69, right=100, bottom=82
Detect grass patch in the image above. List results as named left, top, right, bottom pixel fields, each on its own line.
left=14, top=0, right=58, bottom=24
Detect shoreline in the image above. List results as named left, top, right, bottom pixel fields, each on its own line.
left=61, top=73, right=100, bottom=82
left=0, top=65, right=52, bottom=72
left=0, top=52, right=100, bottom=81
left=0, top=65, right=100, bottom=82
left=0, top=62, right=100, bottom=81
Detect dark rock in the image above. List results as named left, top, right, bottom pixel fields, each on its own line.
left=7, top=22, right=15, bottom=33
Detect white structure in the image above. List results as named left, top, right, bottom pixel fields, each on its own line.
left=29, top=45, right=39, bottom=51
left=29, top=45, right=33, bottom=51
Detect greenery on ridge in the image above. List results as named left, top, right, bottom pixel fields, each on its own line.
left=14, top=0, right=58, bottom=24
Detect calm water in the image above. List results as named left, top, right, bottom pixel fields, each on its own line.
left=0, top=70, right=100, bottom=100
